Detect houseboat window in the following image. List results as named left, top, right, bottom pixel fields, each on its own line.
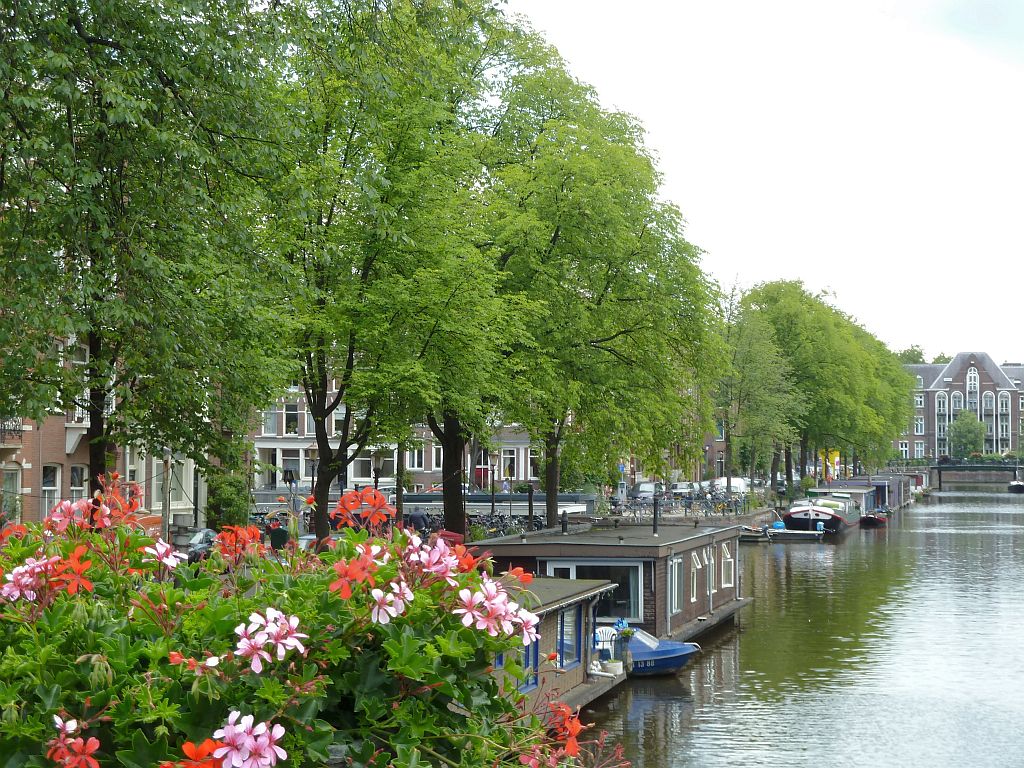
left=721, top=543, right=734, bottom=588
left=517, top=639, right=539, bottom=692
left=557, top=606, right=581, bottom=669
left=690, top=553, right=701, bottom=603
left=546, top=561, right=642, bottom=623
left=708, top=548, right=716, bottom=594
left=669, top=557, right=686, bottom=614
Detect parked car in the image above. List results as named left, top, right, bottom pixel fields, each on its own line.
left=185, top=528, right=218, bottom=564
left=669, top=482, right=698, bottom=499
left=628, top=481, right=664, bottom=500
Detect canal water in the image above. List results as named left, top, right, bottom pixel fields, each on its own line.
left=583, top=492, right=1024, bottom=767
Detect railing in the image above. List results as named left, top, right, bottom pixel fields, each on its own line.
left=0, top=417, right=23, bottom=445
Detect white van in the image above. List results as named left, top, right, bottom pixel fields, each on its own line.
left=711, top=477, right=748, bottom=495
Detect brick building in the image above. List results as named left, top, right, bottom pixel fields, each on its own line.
left=900, top=352, right=1024, bottom=460
left=0, top=412, right=203, bottom=526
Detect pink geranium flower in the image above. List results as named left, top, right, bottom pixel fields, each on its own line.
left=141, top=538, right=188, bottom=569
left=234, top=623, right=272, bottom=674
left=213, top=711, right=259, bottom=768
left=370, top=588, right=399, bottom=625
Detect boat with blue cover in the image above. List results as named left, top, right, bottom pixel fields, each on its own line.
left=625, top=629, right=701, bottom=676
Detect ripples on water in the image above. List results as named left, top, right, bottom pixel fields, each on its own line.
left=583, top=492, right=1024, bottom=767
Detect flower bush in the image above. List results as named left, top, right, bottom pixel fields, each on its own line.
left=0, top=477, right=626, bottom=768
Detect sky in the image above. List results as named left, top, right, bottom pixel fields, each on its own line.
left=502, top=0, right=1024, bottom=366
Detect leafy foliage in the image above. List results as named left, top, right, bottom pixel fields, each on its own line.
left=0, top=478, right=618, bottom=767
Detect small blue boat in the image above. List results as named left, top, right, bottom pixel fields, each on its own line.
left=626, top=629, right=701, bottom=676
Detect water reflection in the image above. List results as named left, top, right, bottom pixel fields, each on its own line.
left=584, top=493, right=1024, bottom=767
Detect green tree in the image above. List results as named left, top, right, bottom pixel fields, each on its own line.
left=948, top=411, right=986, bottom=459
left=932, top=352, right=952, bottom=364
left=265, top=0, right=516, bottom=539
left=896, top=345, right=926, bottom=363
left=744, top=281, right=912, bottom=479
left=715, top=292, right=803, bottom=491
left=481, top=37, right=718, bottom=523
left=0, top=0, right=288, bottom=488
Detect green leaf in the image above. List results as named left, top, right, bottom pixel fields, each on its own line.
left=33, top=684, right=60, bottom=710
left=115, top=730, right=170, bottom=768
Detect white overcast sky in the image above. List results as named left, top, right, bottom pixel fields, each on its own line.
left=503, top=0, right=1024, bottom=366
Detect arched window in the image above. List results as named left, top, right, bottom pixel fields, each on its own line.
left=967, top=367, right=979, bottom=393
left=983, top=392, right=995, bottom=412
left=999, top=392, right=1010, bottom=414
left=935, top=392, right=948, bottom=414
left=952, top=392, right=963, bottom=412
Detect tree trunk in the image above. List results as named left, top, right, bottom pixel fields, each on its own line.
left=395, top=441, right=405, bottom=527
left=429, top=411, right=467, bottom=534
left=784, top=445, right=794, bottom=496
left=799, top=433, right=809, bottom=480
left=770, top=444, right=781, bottom=502
left=85, top=331, right=114, bottom=497
left=544, top=428, right=561, bottom=528
left=723, top=425, right=733, bottom=493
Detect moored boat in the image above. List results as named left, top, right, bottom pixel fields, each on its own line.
left=860, top=508, right=888, bottom=527
left=783, top=496, right=860, bottom=534
left=626, top=629, right=701, bottom=676
left=1009, top=480, right=1024, bottom=494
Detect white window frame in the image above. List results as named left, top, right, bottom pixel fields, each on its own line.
left=69, top=464, right=89, bottom=503
left=669, top=557, right=686, bottom=614
left=708, top=547, right=717, bottom=594
left=283, top=403, right=299, bottom=435
left=899, top=441, right=909, bottom=459
left=544, top=559, right=644, bottom=623
left=914, top=441, right=925, bottom=459
left=914, top=417, right=924, bottom=435
left=431, top=444, right=443, bottom=473
left=690, top=552, right=701, bottom=603
left=528, top=448, right=540, bottom=480
left=501, top=448, right=516, bottom=481
left=967, top=368, right=979, bottom=393
left=721, top=542, right=734, bottom=588
left=42, top=465, right=60, bottom=515
left=914, top=393, right=925, bottom=409
left=407, top=446, right=424, bottom=470
left=952, top=391, right=964, bottom=411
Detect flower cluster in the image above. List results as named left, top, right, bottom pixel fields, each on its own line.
left=453, top=573, right=540, bottom=645
left=46, top=716, right=101, bottom=768
left=233, top=608, right=308, bottom=673
left=142, top=538, right=188, bottom=570
left=0, top=554, right=61, bottom=602
left=215, top=526, right=264, bottom=567
left=44, top=474, right=143, bottom=534
left=212, top=711, right=287, bottom=768
left=330, top=487, right=394, bottom=530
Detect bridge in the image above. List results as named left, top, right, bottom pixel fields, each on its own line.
left=929, top=463, right=1022, bottom=490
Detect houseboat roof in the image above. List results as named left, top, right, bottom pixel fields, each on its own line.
left=517, top=577, right=618, bottom=616
left=477, top=523, right=741, bottom=559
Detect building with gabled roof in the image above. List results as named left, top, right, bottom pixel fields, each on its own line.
left=901, top=352, right=1024, bottom=459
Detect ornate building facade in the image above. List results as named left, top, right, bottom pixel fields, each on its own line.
left=902, top=352, right=1024, bottom=459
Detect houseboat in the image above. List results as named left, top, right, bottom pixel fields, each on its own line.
left=782, top=496, right=860, bottom=534
left=474, top=521, right=747, bottom=653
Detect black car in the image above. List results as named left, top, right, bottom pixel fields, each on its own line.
left=185, top=528, right=218, bottom=564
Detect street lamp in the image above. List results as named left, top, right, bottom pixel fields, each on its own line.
left=372, top=448, right=388, bottom=491
left=488, top=449, right=499, bottom=516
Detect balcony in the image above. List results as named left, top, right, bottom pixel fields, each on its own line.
left=1, top=417, right=24, bottom=461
